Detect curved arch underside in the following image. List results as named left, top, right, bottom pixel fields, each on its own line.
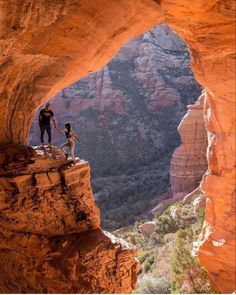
left=0, top=0, right=235, bottom=292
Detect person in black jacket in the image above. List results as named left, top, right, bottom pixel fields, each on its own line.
left=38, top=102, right=57, bottom=147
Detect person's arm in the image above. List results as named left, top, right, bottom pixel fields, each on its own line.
left=51, top=112, right=57, bottom=128
left=56, top=127, right=65, bottom=134
left=71, top=130, right=80, bottom=143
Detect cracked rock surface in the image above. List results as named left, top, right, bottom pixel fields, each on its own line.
left=0, top=146, right=139, bottom=293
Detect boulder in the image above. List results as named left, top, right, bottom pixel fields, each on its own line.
left=139, top=222, right=156, bottom=236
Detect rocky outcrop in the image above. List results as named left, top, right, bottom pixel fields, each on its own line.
left=0, top=228, right=139, bottom=293
left=0, top=0, right=235, bottom=293
left=170, top=92, right=208, bottom=198
left=152, top=93, right=208, bottom=216
left=139, top=222, right=156, bottom=236
left=0, top=146, right=139, bottom=293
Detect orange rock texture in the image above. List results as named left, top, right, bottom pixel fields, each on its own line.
left=170, top=92, right=208, bottom=198
left=0, top=0, right=235, bottom=293
left=0, top=146, right=139, bottom=293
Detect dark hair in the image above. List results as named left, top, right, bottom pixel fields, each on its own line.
left=65, top=122, right=71, bottom=132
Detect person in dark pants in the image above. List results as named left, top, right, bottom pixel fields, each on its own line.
left=38, top=102, right=57, bottom=147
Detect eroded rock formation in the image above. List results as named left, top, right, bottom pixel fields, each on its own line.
left=0, top=146, right=139, bottom=293
left=152, top=93, right=208, bottom=216
left=0, top=0, right=235, bottom=293
left=170, top=92, right=208, bottom=198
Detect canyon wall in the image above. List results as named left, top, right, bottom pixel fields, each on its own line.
left=0, top=145, right=139, bottom=293
left=0, top=0, right=235, bottom=293
left=170, top=92, right=208, bottom=198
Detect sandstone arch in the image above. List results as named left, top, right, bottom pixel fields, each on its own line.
left=0, top=0, right=235, bottom=293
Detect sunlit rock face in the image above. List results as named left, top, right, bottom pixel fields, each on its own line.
left=170, top=92, right=208, bottom=198
left=0, top=146, right=139, bottom=293
left=0, top=0, right=235, bottom=293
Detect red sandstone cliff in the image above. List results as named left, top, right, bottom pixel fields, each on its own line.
left=151, top=93, right=208, bottom=217
left=0, top=145, right=139, bottom=293
left=0, top=0, right=235, bottom=293
left=170, top=92, right=208, bottom=198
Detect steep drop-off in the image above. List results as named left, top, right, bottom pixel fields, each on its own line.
left=0, top=0, right=235, bottom=293
left=0, top=145, right=139, bottom=293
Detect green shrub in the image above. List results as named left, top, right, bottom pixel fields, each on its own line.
left=143, top=261, right=151, bottom=273
left=135, top=275, right=171, bottom=294
left=155, top=202, right=197, bottom=236
left=142, top=254, right=155, bottom=273
left=129, top=233, right=137, bottom=245
left=171, top=227, right=215, bottom=293
left=150, top=232, right=163, bottom=246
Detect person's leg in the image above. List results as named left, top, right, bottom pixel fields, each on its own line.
left=69, top=141, right=76, bottom=164
left=59, top=142, right=69, bottom=153
left=45, top=124, right=52, bottom=145
left=59, top=142, right=69, bottom=159
left=40, top=124, right=46, bottom=145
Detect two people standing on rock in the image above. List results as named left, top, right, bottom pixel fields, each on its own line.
left=38, top=102, right=80, bottom=164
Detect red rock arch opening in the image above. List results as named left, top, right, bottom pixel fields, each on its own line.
left=29, top=23, right=206, bottom=232
left=0, top=0, right=235, bottom=293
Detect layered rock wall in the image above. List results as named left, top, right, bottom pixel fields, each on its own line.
left=170, top=92, right=208, bottom=198
left=0, top=146, right=139, bottom=293
left=0, top=0, right=235, bottom=293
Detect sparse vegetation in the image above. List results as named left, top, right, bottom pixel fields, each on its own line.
left=171, top=209, right=215, bottom=293
left=115, top=203, right=215, bottom=294
left=135, top=275, right=171, bottom=294
left=142, top=254, right=155, bottom=273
